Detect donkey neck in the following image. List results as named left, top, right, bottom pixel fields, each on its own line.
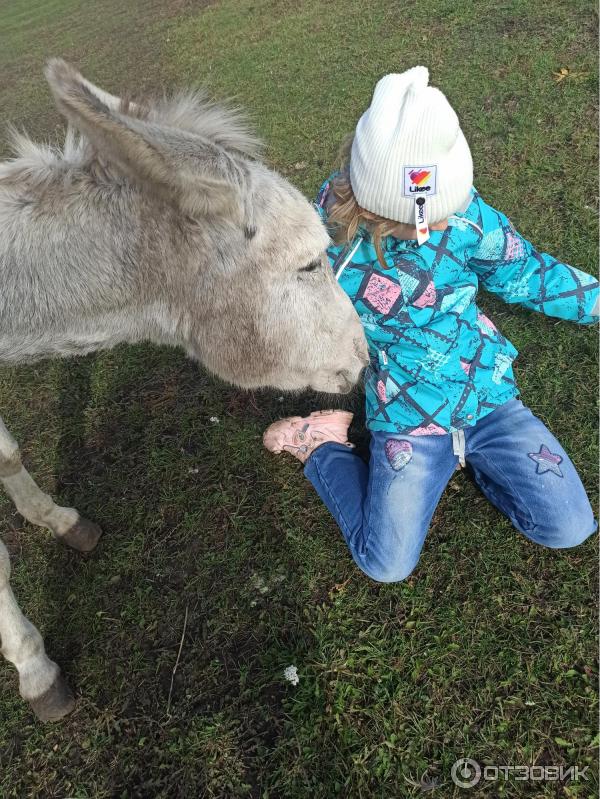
left=0, top=184, right=192, bottom=364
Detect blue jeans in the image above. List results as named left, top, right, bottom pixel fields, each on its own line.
left=304, top=399, right=597, bottom=583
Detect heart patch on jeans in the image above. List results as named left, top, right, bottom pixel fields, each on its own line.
left=385, top=439, right=413, bottom=471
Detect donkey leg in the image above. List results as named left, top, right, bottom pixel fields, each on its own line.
left=0, top=540, right=75, bottom=720
left=0, top=417, right=101, bottom=553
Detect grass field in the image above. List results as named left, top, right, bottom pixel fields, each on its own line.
left=0, top=0, right=598, bottom=796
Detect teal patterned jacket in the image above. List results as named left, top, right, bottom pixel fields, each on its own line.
left=315, top=179, right=599, bottom=435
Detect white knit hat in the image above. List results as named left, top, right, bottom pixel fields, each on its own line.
left=349, top=67, right=473, bottom=230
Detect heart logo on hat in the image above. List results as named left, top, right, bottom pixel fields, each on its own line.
left=403, top=165, right=438, bottom=198
left=409, top=169, right=431, bottom=186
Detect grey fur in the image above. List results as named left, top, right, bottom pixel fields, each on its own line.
left=0, top=58, right=367, bottom=388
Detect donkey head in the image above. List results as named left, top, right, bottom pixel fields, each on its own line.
left=45, top=60, right=368, bottom=394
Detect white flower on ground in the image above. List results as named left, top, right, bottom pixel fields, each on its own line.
left=251, top=572, right=269, bottom=594
left=283, top=665, right=299, bottom=686
left=209, top=416, right=220, bottom=424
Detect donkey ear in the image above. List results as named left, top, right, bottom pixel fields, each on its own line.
left=44, top=59, right=240, bottom=219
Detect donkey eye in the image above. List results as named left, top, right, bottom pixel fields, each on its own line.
left=299, top=259, right=321, bottom=273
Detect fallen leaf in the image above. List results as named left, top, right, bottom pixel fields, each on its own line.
left=552, top=66, right=589, bottom=83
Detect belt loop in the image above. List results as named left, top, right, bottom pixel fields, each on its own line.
left=452, top=430, right=466, bottom=468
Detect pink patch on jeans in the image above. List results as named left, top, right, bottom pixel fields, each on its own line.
left=385, top=439, right=413, bottom=471
left=409, top=423, right=447, bottom=436
left=361, top=273, right=402, bottom=314
left=376, top=380, right=387, bottom=403
left=412, top=281, right=437, bottom=308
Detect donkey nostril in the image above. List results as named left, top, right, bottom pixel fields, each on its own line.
left=336, top=369, right=354, bottom=393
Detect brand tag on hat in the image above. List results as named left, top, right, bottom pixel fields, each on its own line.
left=403, top=166, right=437, bottom=198
left=414, top=197, right=429, bottom=245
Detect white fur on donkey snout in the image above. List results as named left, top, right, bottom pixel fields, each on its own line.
left=0, top=59, right=367, bottom=719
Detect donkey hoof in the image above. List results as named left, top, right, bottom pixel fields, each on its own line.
left=59, top=516, right=103, bottom=553
left=29, top=673, right=76, bottom=722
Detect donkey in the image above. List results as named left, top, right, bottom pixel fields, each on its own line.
left=0, top=59, right=368, bottom=721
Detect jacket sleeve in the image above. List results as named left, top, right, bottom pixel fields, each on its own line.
left=467, top=195, right=599, bottom=324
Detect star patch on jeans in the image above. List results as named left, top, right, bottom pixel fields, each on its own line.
left=385, top=439, right=413, bottom=471
left=527, top=444, right=564, bottom=477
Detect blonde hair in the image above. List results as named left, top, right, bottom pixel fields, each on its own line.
left=327, top=135, right=407, bottom=269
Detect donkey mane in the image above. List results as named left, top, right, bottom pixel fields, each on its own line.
left=1, top=89, right=263, bottom=190
left=141, top=91, right=263, bottom=158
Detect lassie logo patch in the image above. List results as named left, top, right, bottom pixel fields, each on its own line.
left=385, top=439, right=413, bottom=471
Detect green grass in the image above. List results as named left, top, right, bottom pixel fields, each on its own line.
left=0, top=0, right=598, bottom=796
